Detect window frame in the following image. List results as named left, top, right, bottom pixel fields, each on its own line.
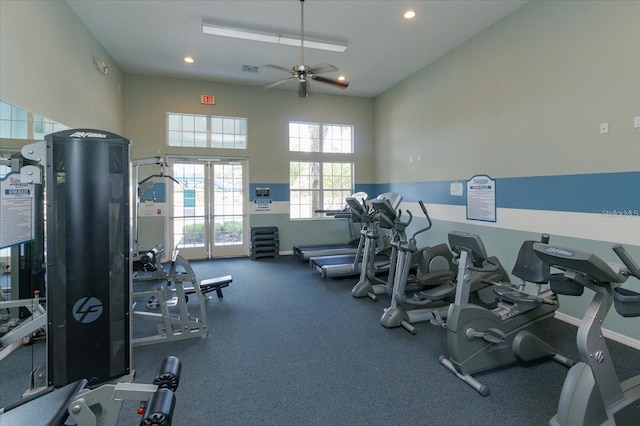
left=167, top=112, right=248, bottom=149
left=288, top=121, right=354, bottom=154
left=289, top=160, right=355, bottom=220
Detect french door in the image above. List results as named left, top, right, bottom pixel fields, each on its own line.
left=168, top=158, right=248, bottom=259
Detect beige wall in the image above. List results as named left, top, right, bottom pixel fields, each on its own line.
left=0, top=0, right=123, bottom=133
left=374, top=0, right=640, bottom=184
left=372, top=0, right=640, bottom=343
left=123, top=74, right=374, bottom=184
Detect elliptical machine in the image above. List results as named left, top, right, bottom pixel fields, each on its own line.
left=379, top=202, right=460, bottom=334
left=534, top=242, right=640, bottom=426
left=346, top=192, right=400, bottom=291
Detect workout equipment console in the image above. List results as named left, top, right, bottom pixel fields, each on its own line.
left=440, top=234, right=573, bottom=396
left=534, top=243, right=640, bottom=426
left=132, top=250, right=231, bottom=347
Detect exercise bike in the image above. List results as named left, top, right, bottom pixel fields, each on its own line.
left=440, top=234, right=573, bottom=396
left=534, top=242, right=640, bottom=425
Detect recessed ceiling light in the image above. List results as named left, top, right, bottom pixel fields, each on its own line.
left=403, top=10, right=416, bottom=19
left=337, top=75, right=346, bottom=81
left=184, top=56, right=194, bottom=63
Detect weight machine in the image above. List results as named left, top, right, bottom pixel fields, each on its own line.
left=1, top=356, right=182, bottom=426
left=132, top=157, right=181, bottom=282
left=132, top=249, right=232, bottom=347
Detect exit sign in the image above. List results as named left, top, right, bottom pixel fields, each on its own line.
left=200, top=94, right=215, bottom=105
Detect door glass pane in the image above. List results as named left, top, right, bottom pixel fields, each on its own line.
left=212, top=164, right=243, bottom=246
left=172, top=163, right=206, bottom=248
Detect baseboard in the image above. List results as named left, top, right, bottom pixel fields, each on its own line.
left=554, top=311, right=640, bottom=351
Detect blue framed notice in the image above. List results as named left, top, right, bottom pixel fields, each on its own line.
left=466, top=174, right=496, bottom=222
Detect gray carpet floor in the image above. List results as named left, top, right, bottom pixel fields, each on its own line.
left=1, top=255, right=639, bottom=425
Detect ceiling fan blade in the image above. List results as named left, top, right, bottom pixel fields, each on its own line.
left=311, top=75, right=349, bottom=89
left=298, top=81, right=309, bottom=98
left=308, top=63, right=339, bottom=75
left=264, top=77, right=295, bottom=89
left=264, top=64, right=294, bottom=74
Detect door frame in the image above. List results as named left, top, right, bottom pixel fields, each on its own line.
left=166, top=156, right=249, bottom=260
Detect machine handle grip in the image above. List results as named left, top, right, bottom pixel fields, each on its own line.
left=541, top=233, right=550, bottom=244
left=410, top=201, right=433, bottom=239
left=419, top=200, right=432, bottom=231
left=613, top=245, right=640, bottom=279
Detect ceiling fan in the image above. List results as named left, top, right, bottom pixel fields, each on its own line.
left=264, top=0, right=349, bottom=98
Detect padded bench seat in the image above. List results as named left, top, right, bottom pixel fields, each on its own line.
left=185, top=275, right=232, bottom=299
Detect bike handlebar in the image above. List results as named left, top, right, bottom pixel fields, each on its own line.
left=613, top=244, right=640, bottom=279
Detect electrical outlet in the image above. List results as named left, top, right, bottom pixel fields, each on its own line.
left=600, top=123, right=608, bottom=134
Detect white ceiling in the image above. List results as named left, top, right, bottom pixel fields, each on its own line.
left=66, top=0, right=528, bottom=98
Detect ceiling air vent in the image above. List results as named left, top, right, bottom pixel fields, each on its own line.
left=242, top=65, right=259, bottom=73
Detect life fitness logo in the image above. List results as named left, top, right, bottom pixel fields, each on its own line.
left=72, top=297, right=104, bottom=323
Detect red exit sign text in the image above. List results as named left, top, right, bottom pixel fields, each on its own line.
left=200, top=94, right=215, bottom=105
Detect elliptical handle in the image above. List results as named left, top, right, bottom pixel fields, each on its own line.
left=612, top=244, right=640, bottom=279
left=405, top=209, right=413, bottom=225
left=419, top=200, right=432, bottom=231
left=409, top=201, right=432, bottom=239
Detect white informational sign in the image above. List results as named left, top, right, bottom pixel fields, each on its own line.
left=139, top=200, right=166, bottom=217
left=450, top=182, right=464, bottom=196
left=466, top=175, right=496, bottom=222
left=254, top=199, right=272, bottom=212
left=0, top=172, right=35, bottom=248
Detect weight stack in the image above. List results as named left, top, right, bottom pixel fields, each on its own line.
left=250, top=226, right=279, bottom=260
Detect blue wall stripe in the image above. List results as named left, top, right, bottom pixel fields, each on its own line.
left=251, top=171, right=639, bottom=214
left=367, top=171, right=639, bottom=214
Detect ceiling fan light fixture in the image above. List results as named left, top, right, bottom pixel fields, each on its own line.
left=202, top=22, right=347, bottom=52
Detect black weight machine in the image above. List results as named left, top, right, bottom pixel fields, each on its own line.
left=0, top=129, right=183, bottom=425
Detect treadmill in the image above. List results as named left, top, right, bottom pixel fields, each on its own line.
left=293, top=192, right=368, bottom=261
left=311, top=192, right=402, bottom=278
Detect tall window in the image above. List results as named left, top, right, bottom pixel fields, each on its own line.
left=290, top=162, right=354, bottom=219
left=167, top=113, right=247, bottom=149
left=289, top=121, right=355, bottom=219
